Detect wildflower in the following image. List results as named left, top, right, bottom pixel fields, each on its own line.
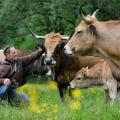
left=49, top=81, right=58, bottom=89
left=53, top=107, right=58, bottom=113
left=42, top=103, right=48, bottom=108
left=54, top=116, right=57, bottom=120
left=71, top=101, right=81, bottom=110
left=72, top=89, right=82, bottom=98
left=54, top=104, right=57, bottom=108
left=29, top=102, right=40, bottom=112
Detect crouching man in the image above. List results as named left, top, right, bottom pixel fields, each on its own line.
left=0, top=45, right=45, bottom=106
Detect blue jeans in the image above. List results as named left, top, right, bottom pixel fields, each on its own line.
left=0, top=85, right=29, bottom=105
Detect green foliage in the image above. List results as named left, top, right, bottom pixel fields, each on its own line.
left=0, top=0, right=119, bottom=49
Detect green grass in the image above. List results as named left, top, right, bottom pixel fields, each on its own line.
left=0, top=78, right=120, bottom=120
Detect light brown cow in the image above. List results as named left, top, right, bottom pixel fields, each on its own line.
left=64, top=10, right=120, bottom=69
left=70, top=59, right=118, bottom=101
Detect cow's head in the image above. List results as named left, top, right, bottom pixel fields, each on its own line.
left=44, top=33, right=68, bottom=65
left=64, top=9, right=99, bottom=55
left=28, top=29, right=69, bottom=66
left=32, top=54, right=52, bottom=76
left=33, top=44, right=52, bottom=76
left=70, top=67, right=92, bottom=88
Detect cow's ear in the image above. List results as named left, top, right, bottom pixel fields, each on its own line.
left=85, top=66, right=89, bottom=76
left=58, top=39, right=68, bottom=48
left=61, top=39, right=68, bottom=45
left=89, top=25, right=96, bottom=36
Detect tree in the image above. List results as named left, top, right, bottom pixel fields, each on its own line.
left=0, top=0, right=119, bottom=49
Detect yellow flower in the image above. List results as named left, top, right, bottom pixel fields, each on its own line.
left=54, top=116, right=57, bottom=120
left=46, top=118, right=50, bottom=120
left=53, top=108, right=58, bottom=113
left=28, top=88, right=38, bottom=103
left=54, top=104, right=57, bottom=108
left=49, top=81, right=58, bottom=89
left=72, top=89, right=82, bottom=98
left=42, top=103, right=48, bottom=108
left=71, top=101, right=81, bottom=110
left=29, top=103, right=40, bottom=113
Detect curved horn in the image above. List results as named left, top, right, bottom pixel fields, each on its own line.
left=28, top=27, right=45, bottom=39
left=92, top=9, right=99, bottom=17
left=80, top=8, right=92, bottom=23
left=80, top=8, right=87, bottom=21
left=61, top=35, right=69, bottom=39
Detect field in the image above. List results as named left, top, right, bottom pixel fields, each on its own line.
left=0, top=77, right=120, bottom=120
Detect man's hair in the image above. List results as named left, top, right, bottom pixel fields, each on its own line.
left=3, top=45, right=13, bottom=56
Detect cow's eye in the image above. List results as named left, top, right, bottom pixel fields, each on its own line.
left=77, top=30, right=83, bottom=34
left=77, top=77, right=81, bottom=80
left=76, top=31, right=83, bottom=38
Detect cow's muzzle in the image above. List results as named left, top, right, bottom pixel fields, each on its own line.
left=64, top=45, right=73, bottom=55
left=46, top=67, right=52, bottom=76
left=69, top=82, right=75, bottom=89
left=45, top=58, right=56, bottom=65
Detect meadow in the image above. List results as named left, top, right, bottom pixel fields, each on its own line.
left=0, top=77, right=120, bottom=120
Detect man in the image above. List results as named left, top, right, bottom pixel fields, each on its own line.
left=0, top=45, right=45, bottom=105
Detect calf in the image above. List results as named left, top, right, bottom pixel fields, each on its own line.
left=70, top=60, right=117, bottom=101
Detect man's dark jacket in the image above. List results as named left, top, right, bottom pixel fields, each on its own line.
left=0, top=51, right=43, bottom=87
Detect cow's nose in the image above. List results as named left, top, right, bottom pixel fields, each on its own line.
left=69, top=82, right=75, bottom=88
left=64, top=46, right=73, bottom=55
left=45, top=59, right=52, bottom=65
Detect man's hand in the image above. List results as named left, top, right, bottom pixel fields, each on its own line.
left=35, top=44, right=46, bottom=54
left=4, top=78, right=11, bottom=85
left=38, top=47, right=42, bottom=52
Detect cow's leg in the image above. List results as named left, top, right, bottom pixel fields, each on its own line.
left=115, top=87, right=120, bottom=101
left=104, top=89, right=110, bottom=103
left=68, top=87, right=74, bottom=99
left=107, top=80, right=117, bottom=102
left=54, top=71, right=68, bottom=102
left=58, top=85, right=67, bottom=102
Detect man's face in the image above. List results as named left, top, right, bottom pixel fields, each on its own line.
left=7, top=47, right=18, bottom=60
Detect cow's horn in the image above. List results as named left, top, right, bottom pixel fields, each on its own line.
left=92, top=9, right=99, bottom=17
left=32, top=33, right=45, bottom=39
left=81, top=9, right=92, bottom=23
left=62, top=35, right=69, bottom=39
left=81, top=8, right=87, bottom=21
left=28, top=27, right=45, bottom=39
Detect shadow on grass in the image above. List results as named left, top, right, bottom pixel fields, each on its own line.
left=25, top=75, right=53, bottom=84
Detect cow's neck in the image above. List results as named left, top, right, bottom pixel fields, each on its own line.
left=96, top=46, right=120, bottom=68
left=94, top=21, right=120, bottom=68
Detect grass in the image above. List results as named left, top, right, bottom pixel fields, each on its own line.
left=0, top=77, right=120, bottom=120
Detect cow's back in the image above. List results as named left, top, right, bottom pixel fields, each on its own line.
left=56, top=54, right=102, bottom=84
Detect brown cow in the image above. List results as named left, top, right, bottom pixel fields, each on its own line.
left=0, top=49, right=51, bottom=86
left=70, top=59, right=117, bottom=102
left=64, top=9, right=120, bottom=84
left=64, top=9, right=120, bottom=62
left=42, top=33, right=104, bottom=102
